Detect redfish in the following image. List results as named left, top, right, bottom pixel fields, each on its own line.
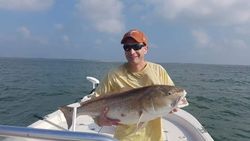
left=60, top=85, right=188, bottom=129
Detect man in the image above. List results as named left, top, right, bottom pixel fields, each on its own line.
left=93, top=29, right=175, bottom=141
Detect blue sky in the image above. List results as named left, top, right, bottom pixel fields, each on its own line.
left=0, top=0, right=250, bottom=65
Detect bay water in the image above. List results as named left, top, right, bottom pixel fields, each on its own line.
left=0, top=58, right=249, bottom=141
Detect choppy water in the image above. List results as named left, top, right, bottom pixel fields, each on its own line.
left=0, top=58, right=250, bottom=141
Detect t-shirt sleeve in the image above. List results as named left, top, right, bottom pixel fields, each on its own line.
left=159, top=65, right=175, bottom=86
left=88, top=73, right=114, bottom=123
left=91, top=72, right=114, bottom=98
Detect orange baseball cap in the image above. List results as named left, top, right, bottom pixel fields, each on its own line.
left=121, top=29, right=148, bottom=45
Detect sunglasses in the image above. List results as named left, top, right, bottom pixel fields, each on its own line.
left=123, top=43, right=145, bottom=52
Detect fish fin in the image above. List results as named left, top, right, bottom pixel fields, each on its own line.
left=135, top=110, right=145, bottom=131
left=137, top=122, right=145, bottom=129
left=59, top=106, right=74, bottom=129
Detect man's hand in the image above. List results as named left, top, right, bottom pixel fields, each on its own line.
left=97, top=106, right=120, bottom=126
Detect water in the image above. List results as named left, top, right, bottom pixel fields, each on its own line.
left=0, top=58, right=250, bottom=141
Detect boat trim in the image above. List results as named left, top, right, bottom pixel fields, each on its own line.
left=0, top=125, right=117, bottom=141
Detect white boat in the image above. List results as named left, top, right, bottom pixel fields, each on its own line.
left=0, top=76, right=214, bottom=141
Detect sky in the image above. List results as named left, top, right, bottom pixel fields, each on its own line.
left=0, top=0, right=250, bottom=65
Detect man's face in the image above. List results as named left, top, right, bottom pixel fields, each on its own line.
left=123, top=38, right=148, bottom=65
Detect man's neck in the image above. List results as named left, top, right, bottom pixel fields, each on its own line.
left=127, top=61, right=147, bottom=72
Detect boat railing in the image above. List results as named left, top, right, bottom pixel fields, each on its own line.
left=67, top=76, right=100, bottom=132
left=0, top=125, right=117, bottom=141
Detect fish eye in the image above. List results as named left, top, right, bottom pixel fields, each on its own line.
left=168, top=92, right=171, bottom=95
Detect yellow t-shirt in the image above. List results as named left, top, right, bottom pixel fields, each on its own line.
left=93, top=61, right=174, bottom=141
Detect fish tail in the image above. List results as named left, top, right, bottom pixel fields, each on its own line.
left=59, top=106, right=74, bottom=129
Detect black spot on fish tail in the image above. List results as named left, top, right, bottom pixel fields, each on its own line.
left=121, top=113, right=126, bottom=117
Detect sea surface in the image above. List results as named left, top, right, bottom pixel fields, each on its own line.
left=0, top=57, right=249, bottom=141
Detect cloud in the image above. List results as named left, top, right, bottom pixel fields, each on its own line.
left=192, top=29, right=210, bottom=47
left=16, top=26, right=48, bottom=45
left=234, top=26, right=250, bottom=35
left=0, top=0, right=54, bottom=11
left=147, top=0, right=250, bottom=25
left=192, top=29, right=248, bottom=49
left=62, top=35, right=70, bottom=43
left=226, top=39, right=247, bottom=49
left=144, top=0, right=250, bottom=52
left=76, top=0, right=125, bottom=34
left=18, top=26, right=31, bottom=38
left=54, top=24, right=64, bottom=31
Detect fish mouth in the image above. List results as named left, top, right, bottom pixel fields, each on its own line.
left=177, top=90, right=189, bottom=108
left=171, top=90, right=189, bottom=108
left=177, top=97, right=189, bottom=108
